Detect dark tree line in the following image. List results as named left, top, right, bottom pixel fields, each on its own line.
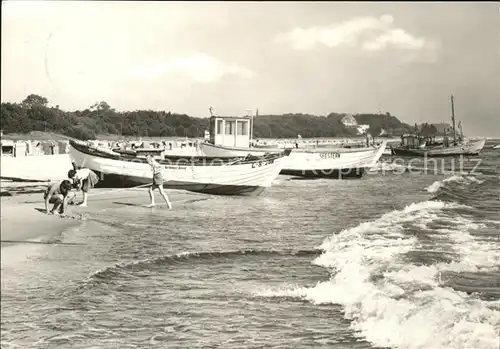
left=1, top=94, right=421, bottom=141
left=253, top=113, right=358, bottom=138
left=418, top=123, right=439, bottom=136
left=1, top=95, right=210, bottom=140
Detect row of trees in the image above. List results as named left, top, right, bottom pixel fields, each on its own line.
left=253, top=113, right=359, bottom=138
left=1, top=94, right=420, bottom=140
left=418, top=123, right=440, bottom=136
left=1, top=95, right=210, bottom=140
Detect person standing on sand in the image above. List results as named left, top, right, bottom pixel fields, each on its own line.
left=67, top=163, right=100, bottom=207
left=44, top=180, right=74, bottom=215
left=146, top=155, right=172, bottom=209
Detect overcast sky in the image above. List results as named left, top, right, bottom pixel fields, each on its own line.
left=2, top=1, right=499, bottom=136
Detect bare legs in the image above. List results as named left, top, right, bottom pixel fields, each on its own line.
left=50, top=201, right=63, bottom=214
left=78, top=192, right=88, bottom=207
left=148, top=187, right=155, bottom=207
left=48, top=195, right=64, bottom=214
left=159, top=186, right=173, bottom=209
left=81, top=192, right=88, bottom=207
left=148, top=186, right=172, bottom=209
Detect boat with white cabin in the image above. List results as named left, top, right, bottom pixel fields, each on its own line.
left=199, top=111, right=387, bottom=178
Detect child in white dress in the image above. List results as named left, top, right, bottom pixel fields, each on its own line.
left=68, top=164, right=100, bottom=207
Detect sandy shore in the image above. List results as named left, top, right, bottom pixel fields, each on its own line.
left=1, top=185, right=208, bottom=245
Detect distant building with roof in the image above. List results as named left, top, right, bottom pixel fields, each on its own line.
left=341, top=114, right=370, bottom=135
left=341, top=114, right=358, bottom=127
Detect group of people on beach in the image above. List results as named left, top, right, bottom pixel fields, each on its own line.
left=44, top=155, right=172, bottom=215
left=43, top=163, right=99, bottom=215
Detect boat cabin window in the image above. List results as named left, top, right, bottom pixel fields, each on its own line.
left=225, top=121, right=235, bottom=135
left=237, top=121, right=249, bottom=136
left=402, top=136, right=417, bottom=147
left=217, top=120, right=224, bottom=135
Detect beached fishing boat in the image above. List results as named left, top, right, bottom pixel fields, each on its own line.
left=68, top=140, right=291, bottom=196
left=201, top=141, right=387, bottom=178
left=199, top=111, right=386, bottom=178
left=391, top=95, right=486, bottom=157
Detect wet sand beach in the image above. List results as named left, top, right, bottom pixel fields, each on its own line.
left=1, top=185, right=206, bottom=248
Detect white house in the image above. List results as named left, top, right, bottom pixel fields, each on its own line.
left=341, top=114, right=358, bottom=127
left=341, top=114, right=370, bottom=135
left=357, top=124, right=370, bottom=134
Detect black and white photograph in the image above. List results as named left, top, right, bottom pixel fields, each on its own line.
left=1, top=1, right=499, bottom=348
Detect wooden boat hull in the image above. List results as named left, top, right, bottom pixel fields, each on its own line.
left=200, top=141, right=387, bottom=178
left=68, top=141, right=290, bottom=196
left=89, top=172, right=267, bottom=196
left=391, top=139, right=486, bottom=157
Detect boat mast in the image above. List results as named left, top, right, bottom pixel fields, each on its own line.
left=246, top=109, right=254, bottom=145
left=251, top=109, right=254, bottom=142
left=450, top=94, right=457, bottom=145
left=251, top=108, right=258, bottom=144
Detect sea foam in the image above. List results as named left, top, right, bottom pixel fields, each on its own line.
left=426, top=175, right=485, bottom=193
left=255, top=200, right=500, bottom=349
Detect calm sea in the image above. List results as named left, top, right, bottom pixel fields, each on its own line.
left=2, top=140, right=499, bottom=349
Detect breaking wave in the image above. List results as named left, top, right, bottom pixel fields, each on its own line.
left=426, top=174, right=485, bottom=193
left=255, top=197, right=500, bottom=349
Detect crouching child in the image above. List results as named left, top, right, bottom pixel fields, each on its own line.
left=44, top=180, right=75, bottom=215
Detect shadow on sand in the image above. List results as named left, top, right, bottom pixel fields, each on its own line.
left=287, top=177, right=320, bottom=181
left=112, top=202, right=144, bottom=207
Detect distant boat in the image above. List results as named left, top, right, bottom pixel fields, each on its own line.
left=391, top=95, right=486, bottom=157
left=391, top=138, right=486, bottom=157
left=68, top=140, right=291, bottom=196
